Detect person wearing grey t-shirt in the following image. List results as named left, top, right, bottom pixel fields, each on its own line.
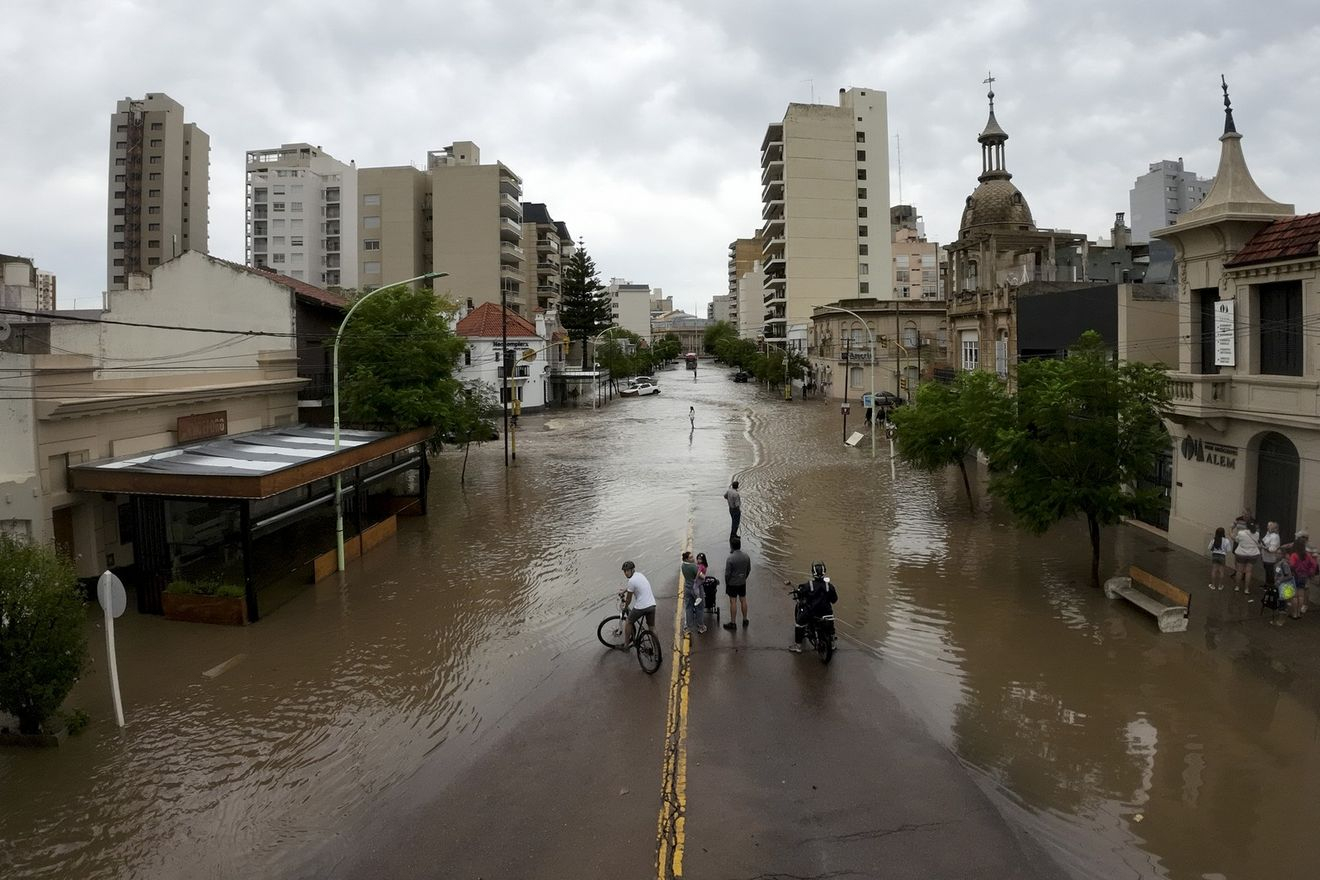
left=723, top=536, right=751, bottom=630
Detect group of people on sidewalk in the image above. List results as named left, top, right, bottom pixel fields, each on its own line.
left=1209, top=515, right=1317, bottom=624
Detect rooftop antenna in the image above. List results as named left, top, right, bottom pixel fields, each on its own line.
left=804, top=79, right=815, bottom=103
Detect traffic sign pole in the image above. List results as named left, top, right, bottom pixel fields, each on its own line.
left=96, top=571, right=127, bottom=728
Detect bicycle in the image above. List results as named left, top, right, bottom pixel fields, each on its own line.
left=597, top=593, right=664, bottom=674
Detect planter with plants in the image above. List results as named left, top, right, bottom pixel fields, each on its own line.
left=161, top=579, right=248, bottom=626
left=0, top=535, right=88, bottom=746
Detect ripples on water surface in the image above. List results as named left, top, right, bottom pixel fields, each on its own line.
left=2, top=370, right=1317, bottom=879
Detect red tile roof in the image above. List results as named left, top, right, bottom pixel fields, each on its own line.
left=1224, top=212, right=1320, bottom=268
left=454, top=302, right=540, bottom=338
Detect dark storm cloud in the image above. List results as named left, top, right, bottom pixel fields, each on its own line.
left=2, top=0, right=1318, bottom=310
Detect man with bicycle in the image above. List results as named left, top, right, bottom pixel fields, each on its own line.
left=790, top=561, right=838, bottom=653
left=621, top=561, right=657, bottom=646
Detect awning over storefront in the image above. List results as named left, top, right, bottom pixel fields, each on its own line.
left=69, top=425, right=433, bottom=499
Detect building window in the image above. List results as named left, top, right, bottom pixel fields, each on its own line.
left=149, top=156, right=161, bottom=164
left=364, top=261, right=381, bottom=275
left=856, top=132, right=865, bottom=143
left=114, top=174, right=125, bottom=183
left=147, top=257, right=159, bottom=266
left=859, top=282, right=869, bottom=294
left=291, top=236, right=303, bottom=247
left=148, top=239, right=159, bottom=248
left=290, top=202, right=303, bottom=212
left=996, top=331, right=1009, bottom=378
left=364, top=194, right=381, bottom=206
left=904, top=327, right=919, bottom=348
left=273, top=202, right=285, bottom=211
left=147, top=206, right=160, bottom=215
left=1259, top=281, right=1303, bottom=376
left=114, top=190, right=125, bottom=199
left=858, top=226, right=868, bottom=237
left=271, top=253, right=285, bottom=264
left=148, top=189, right=160, bottom=198
left=148, top=222, right=160, bottom=231
left=858, top=207, right=868, bottom=218
left=273, top=236, right=286, bottom=245
left=464, top=348, right=472, bottom=366
left=113, top=275, right=125, bottom=284
left=859, top=263, right=868, bottom=275
left=113, top=258, right=124, bottom=266
left=113, top=224, right=124, bottom=232
left=961, top=333, right=979, bottom=371
left=859, top=244, right=868, bottom=256
left=116, top=124, right=126, bottom=132
left=857, top=169, right=866, bottom=181
left=363, top=239, right=381, bottom=250
left=896, top=269, right=909, bottom=282
left=149, top=172, right=161, bottom=181
left=363, top=216, right=381, bottom=229
left=857, top=150, right=866, bottom=161
left=150, top=139, right=162, bottom=147
left=115, top=158, right=125, bottom=166
left=858, top=188, right=867, bottom=199
left=113, top=208, right=125, bottom=216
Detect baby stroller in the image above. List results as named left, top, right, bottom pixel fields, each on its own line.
left=701, top=575, right=721, bottom=621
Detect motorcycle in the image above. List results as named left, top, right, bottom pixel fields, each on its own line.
left=786, top=581, right=836, bottom=664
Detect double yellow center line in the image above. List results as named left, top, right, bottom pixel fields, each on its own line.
left=656, top=522, right=695, bottom=878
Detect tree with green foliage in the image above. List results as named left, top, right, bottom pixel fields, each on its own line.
left=0, top=536, right=88, bottom=735
left=891, top=371, right=1009, bottom=512
left=338, top=285, right=469, bottom=452
left=558, top=245, right=612, bottom=369
left=989, top=331, right=1172, bottom=586
left=653, top=333, right=682, bottom=365
left=450, top=381, right=501, bottom=485
left=704, top=321, right=737, bottom=355
left=594, top=328, right=644, bottom=389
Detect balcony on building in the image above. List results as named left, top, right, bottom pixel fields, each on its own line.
left=499, top=192, right=522, bottom=219
left=761, top=159, right=784, bottom=187
left=324, top=204, right=340, bottom=219
left=500, top=216, right=522, bottom=241
left=760, top=124, right=784, bottom=166
left=762, top=216, right=785, bottom=240
left=761, top=178, right=784, bottom=203
left=324, top=187, right=340, bottom=203
left=763, top=286, right=786, bottom=306
left=498, top=167, right=522, bottom=199
left=499, top=242, right=524, bottom=266
left=536, top=237, right=558, bottom=253
left=1167, top=372, right=1320, bottom=426
left=253, top=205, right=268, bottom=219
left=762, top=199, right=785, bottom=221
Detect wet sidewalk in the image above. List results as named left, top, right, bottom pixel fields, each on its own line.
left=1113, top=522, right=1320, bottom=704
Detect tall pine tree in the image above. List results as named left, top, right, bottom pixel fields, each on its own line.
left=558, top=243, right=612, bottom=369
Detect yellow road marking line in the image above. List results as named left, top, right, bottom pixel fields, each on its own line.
left=657, top=519, right=695, bottom=878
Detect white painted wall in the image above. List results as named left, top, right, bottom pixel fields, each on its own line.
left=457, top=331, right=549, bottom=411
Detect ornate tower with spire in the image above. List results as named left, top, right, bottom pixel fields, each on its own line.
left=958, top=76, right=1035, bottom=237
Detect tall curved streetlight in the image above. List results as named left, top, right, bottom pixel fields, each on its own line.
left=818, top=305, right=876, bottom=459
left=333, top=271, right=447, bottom=571
left=590, top=324, right=622, bottom=410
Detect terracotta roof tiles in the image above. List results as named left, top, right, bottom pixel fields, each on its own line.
left=454, top=301, right=540, bottom=338
left=1224, top=211, right=1320, bottom=268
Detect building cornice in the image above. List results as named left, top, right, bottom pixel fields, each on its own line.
left=37, top=378, right=307, bottom=420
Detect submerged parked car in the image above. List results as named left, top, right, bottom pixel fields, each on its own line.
left=620, top=382, right=661, bottom=397
left=732, top=371, right=750, bottom=383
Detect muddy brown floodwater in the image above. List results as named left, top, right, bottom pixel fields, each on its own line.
left=2, top=365, right=1317, bottom=879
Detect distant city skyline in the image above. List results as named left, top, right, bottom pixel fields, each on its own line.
left=3, top=1, right=1318, bottom=312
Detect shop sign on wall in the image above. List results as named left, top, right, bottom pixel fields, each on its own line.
left=1214, top=300, right=1236, bottom=366
left=1181, top=435, right=1236, bottom=469
left=176, top=411, right=228, bottom=443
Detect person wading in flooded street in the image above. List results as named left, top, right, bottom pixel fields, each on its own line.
left=724, top=480, right=741, bottom=542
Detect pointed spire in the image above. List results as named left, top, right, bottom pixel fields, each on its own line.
left=1221, top=74, right=1236, bottom=134
left=977, top=72, right=1011, bottom=182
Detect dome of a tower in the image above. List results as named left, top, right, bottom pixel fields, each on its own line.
left=959, top=179, right=1035, bottom=236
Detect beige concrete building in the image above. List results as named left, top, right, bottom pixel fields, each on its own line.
left=735, top=261, right=766, bottom=340
left=708, top=294, right=732, bottom=325
left=727, top=235, right=763, bottom=334
left=890, top=205, right=942, bottom=299
left=1154, top=93, right=1315, bottom=551
left=355, top=165, right=430, bottom=290
left=760, top=87, right=891, bottom=350
left=107, top=93, right=208, bottom=292
left=606, top=278, right=654, bottom=339
left=808, top=298, right=947, bottom=401
left=428, top=142, right=525, bottom=313
left=246, top=143, right=358, bottom=289
left=521, top=203, right=567, bottom=314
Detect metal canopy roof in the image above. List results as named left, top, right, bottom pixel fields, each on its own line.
left=69, top=425, right=433, bottom=500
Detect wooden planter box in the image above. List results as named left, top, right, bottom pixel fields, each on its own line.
left=162, top=592, right=248, bottom=626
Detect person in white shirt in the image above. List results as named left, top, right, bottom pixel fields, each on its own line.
left=621, top=561, right=657, bottom=646
left=1233, top=520, right=1261, bottom=598
left=1260, top=522, right=1282, bottom=589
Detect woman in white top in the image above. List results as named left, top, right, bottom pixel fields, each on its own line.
left=1233, top=522, right=1262, bottom=596
left=1260, top=522, right=1282, bottom=588
left=1208, top=527, right=1233, bottom=591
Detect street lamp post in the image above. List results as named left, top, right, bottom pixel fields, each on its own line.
left=819, top=306, right=876, bottom=459
left=333, top=271, right=446, bottom=572
left=590, top=325, right=622, bottom=410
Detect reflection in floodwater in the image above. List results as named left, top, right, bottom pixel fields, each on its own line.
left=2, top=368, right=1318, bottom=879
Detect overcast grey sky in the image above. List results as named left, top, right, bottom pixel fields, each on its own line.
left=3, top=0, right=1319, bottom=312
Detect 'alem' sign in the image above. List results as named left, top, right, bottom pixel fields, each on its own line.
left=1181, top=435, right=1236, bottom=469
left=176, top=411, right=228, bottom=444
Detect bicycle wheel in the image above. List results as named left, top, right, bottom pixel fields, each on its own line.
left=635, top=629, right=663, bottom=674
left=597, top=615, right=628, bottom=650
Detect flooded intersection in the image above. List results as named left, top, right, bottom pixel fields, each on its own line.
left=2, top=365, right=1318, bottom=879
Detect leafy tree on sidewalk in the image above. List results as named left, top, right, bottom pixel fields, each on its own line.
left=0, top=536, right=87, bottom=735
left=558, top=245, right=612, bottom=369
left=338, top=285, right=469, bottom=452
left=891, top=370, right=1009, bottom=513
left=988, top=331, right=1172, bottom=587
left=704, top=321, right=737, bottom=355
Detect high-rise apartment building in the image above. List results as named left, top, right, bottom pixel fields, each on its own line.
left=727, top=235, right=763, bottom=336
left=606, top=278, right=653, bottom=338
left=759, top=87, right=891, bottom=349
left=245, top=143, right=358, bottom=289
left=35, top=269, right=56, bottom=310
left=521, top=203, right=565, bottom=313
left=355, top=165, right=430, bottom=289
left=107, top=93, right=208, bottom=292
left=1129, top=158, right=1213, bottom=242
left=890, top=205, right=941, bottom=299
left=708, top=295, right=732, bottom=324
left=427, top=142, right=526, bottom=313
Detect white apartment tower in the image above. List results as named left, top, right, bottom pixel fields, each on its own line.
left=760, top=87, right=891, bottom=348
left=245, top=144, right=358, bottom=288
left=1129, top=158, right=1213, bottom=242
left=107, top=93, right=209, bottom=292
left=606, top=278, right=653, bottom=339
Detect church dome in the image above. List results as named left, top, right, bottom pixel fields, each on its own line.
left=960, top=179, right=1035, bottom=235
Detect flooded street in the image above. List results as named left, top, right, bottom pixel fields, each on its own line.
left=3, top=364, right=1319, bottom=879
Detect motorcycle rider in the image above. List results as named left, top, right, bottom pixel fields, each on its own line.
left=790, top=561, right=838, bottom=653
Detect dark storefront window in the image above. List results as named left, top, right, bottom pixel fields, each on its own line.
left=1195, top=288, right=1219, bottom=375
left=1259, top=281, right=1303, bottom=376
left=1135, top=446, right=1173, bottom=531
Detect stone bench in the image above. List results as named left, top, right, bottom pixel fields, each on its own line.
left=1103, top=565, right=1190, bottom=633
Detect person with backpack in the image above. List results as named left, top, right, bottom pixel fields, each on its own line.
left=1232, top=518, right=1261, bottom=599
left=1288, top=533, right=1317, bottom=617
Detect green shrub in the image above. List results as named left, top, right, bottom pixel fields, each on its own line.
left=62, top=707, right=91, bottom=735
left=166, top=579, right=243, bottom=599
left=214, top=584, right=245, bottom=599
left=0, top=535, right=88, bottom=735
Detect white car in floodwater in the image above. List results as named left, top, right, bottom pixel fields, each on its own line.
left=620, top=381, right=660, bottom=397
